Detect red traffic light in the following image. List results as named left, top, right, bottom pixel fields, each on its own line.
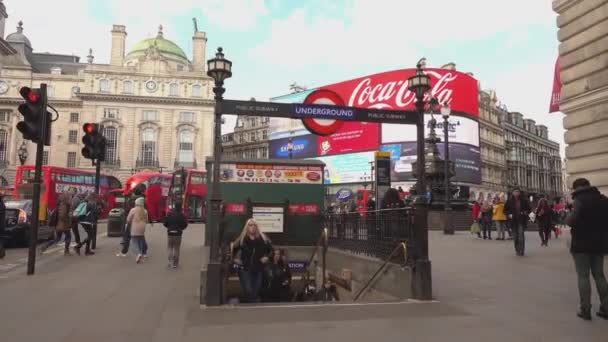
left=83, top=123, right=96, bottom=134
left=19, top=87, right=40, bottom=103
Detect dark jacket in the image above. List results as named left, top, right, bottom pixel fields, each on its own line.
left=566, top=186, right=608, bottom=254
left=504, top=195, right=531, bottom=226
left=265, top=260, right=292, bottom=302
left=535, top=199, right=553, bottom=229
left=234, top=236, right=272, bottom=272
left=163, top=211, right=188, bottom=236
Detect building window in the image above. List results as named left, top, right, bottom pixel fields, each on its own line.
left=177, top=65, right=184, bottom=71
left=104, top=108, right=119, bottom=119
left=192, top=84, right=202, bottom=97
left=99, top=79, right=110, bottom=93
left=178, top=130, right=194, bottom=163
left=0, top=130, right=7, bottom=162
left=140, top=128, right=157, bottom=165
left=42, top=151, right=49, bottom=165
left=70, top=112, right=79, bottom=123
left=103, top=126, right=118, bottom=163
left=250, top=132, right=256, bottom=142
left=123, top=80, right=133, bottom=94
left=179, top=112, right=194, bottom=123
left=262, top=130, right=268, bottom=140
left=67, top=152, right=76, bottom=168
left=142, top=110, right=158, bottom=121
left=0, top=111, right=11, bottom=122
left=169, top=83, right=179, bottom=96
left=68, top=130, right=78, bottom=144
left=47, top=85, right=55, bottom=98
left=239, top=134, right=245, bottom=144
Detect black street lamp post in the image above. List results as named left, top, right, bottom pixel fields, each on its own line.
left=18, top=141, right=28, bottom=166
left=205, top=47, right=232, bottom=306
left=441, top=103, right=454, bottom=235
left=407, top=61, right=433, bottom=300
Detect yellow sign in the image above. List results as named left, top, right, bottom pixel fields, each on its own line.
left=375, top=151, right=391, bottom=158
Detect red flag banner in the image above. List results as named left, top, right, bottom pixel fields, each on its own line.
left=550, top=57, right=561, bottom=113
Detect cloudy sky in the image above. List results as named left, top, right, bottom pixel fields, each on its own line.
left=4, top=0, right=564, bottom=155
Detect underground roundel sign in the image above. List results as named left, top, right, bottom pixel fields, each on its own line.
left=302, top=89, right=345, bottom=136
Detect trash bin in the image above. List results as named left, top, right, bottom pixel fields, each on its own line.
left=106, top=208, right=125, bottom=237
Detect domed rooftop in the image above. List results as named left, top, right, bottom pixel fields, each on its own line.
left=6, top=21, right=32, bottom=48
left=125, top=25, right=189, bottom=63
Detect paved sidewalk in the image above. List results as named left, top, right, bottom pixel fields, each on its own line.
left=0, top=226, right=606, bottom=342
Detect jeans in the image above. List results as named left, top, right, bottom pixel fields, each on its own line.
left=538, top=224, right=552, bottom=245
left=494, top=221, right=506, bottom=239
left=78, top=223, right=94, bottom=252
left=238, top=269, right=263, bottom=303
left=572, top=253, right=608, bottom=314
left=71, top=219, right=81, bottom=245
left=132, top=236, right=147, bottom=256
left=481, top=219, right=492, bottom=238
left=513, top=222, right=525, bottom=255
left=167, top=235, right=182, bottom=266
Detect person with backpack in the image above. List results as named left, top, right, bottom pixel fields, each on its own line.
left=162, top=201, right=188, bottom=268
left=44, top=190, right=73, bottom=255
left=73, top=193, right=103, bottom=256
left=566, top=178, right=608, bottom=321
left=127, top=197, right=150, bottom=264
left=69, top=188, right=83, bottom=252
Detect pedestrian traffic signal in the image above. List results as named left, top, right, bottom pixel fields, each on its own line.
left=17, top=86, right=51, bottom=145
left=81, top=123, right=106, bottom=161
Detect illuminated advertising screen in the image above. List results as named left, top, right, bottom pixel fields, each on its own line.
left=381, top=114, right=479, bottom=147
left=317, top=121, right=379, bottom=156
left=269, top=134, right=318, bottom=159
left=308, top=151, right=375, bottom=184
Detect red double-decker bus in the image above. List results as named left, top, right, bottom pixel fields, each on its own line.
left=123, top=172, right=172, bottom=222
left=13, top=165, right=122, bottom=220
left=168, top=168, right=207, bottom=222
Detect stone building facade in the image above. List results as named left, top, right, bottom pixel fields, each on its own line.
left=553, top=0, right=608, bottom=194
left=503, top=112, right=563, bottom=199
left=0, top=8, right=214, bottom=184
left=221, top=112, right=270, bottom=159
left=470, top=90, right=507, bottom=202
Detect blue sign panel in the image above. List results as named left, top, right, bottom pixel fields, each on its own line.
left=269, top=134, right=318, bottom=159
left=336, top=188, right=353, bottom=202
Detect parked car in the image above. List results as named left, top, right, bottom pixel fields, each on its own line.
left=3, top=200, right=54, bottom=246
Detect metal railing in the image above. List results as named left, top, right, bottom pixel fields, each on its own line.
left=353, top=242, right=408, bottom=302
left=325, top=207, right=413, bottom=264
left=292, top=228, right=328, bottom=302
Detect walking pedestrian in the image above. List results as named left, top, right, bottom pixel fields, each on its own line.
left=263, top=249, right=292, bottom=302
left=566, top=178, right=608, bottom=321
left=504, top=188, right=531, bottom=256
left=535, top=195, right=553, bottom=247
left=232, top=218, right=273, bottom=303
left=116, top=195, right=138, bottom=257
left=54, top=191, right=73, bottom=255
left=163, top=201, right=188, bottom=268
left=127, top=197, right=149, bottom=264
left=480, top=200, right=493, bottom=240
left=74, top=193, right=103, bottom=256
left=69, top=188, right=83, bottom=253
left=471, top=200, right=482, bottom=239
left=493, top=195, right=507, bottom=240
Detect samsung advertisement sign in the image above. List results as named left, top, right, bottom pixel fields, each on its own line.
left=269, top=134, right=318, bottom=159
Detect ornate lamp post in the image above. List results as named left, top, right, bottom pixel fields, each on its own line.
left=205, top=47, right=232, bottom=306
left=441, top=103, right=454, bottom=235
left=18, top=141, right=28, bottom=166
left=407, top=61, right=433, bottom=300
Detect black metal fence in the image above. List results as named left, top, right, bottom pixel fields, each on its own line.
left=325, top=208, right=414, bottom=264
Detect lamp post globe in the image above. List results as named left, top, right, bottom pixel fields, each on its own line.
left=408, top=63, right=431, bottom=99
left=441, top=102, right=451, bottom=119
left=205, top=47, right=232, bottom=306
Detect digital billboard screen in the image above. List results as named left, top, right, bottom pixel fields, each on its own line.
left=269, top=134, right=318, bottom=159
left=381, top=114, right=479, bottom=147
left=317, top=121, right=379, bottom=156
left=308, top=151, right=375, bottom=184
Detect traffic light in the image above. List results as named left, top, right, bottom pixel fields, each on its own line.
left=17, top=87, right=51, bottom=145
left=81, top=123, right=106, bottom=161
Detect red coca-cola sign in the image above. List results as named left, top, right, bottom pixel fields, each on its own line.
left=319, top=68, right=479, bottom=117
left=317, top=121, right=379, bottom=156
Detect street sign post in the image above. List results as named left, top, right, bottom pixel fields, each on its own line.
left=222, top=99, right=419, bottom=126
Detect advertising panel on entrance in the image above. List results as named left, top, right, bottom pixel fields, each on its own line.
left=220, top=164, right=323, bottom=184
left=252, top=206, right=284, bottom=233
left=269, top=134, right=318, bottom=159
left=317, top=122, right=379, bottom=156
left=380, top=142, right=481, bottom=184
left=308, top=151, right=374, bottom=184
left=381, top=114, right=479, bottom=147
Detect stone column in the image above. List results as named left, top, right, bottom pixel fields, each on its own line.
left=554, top=0, right=608, bottom=194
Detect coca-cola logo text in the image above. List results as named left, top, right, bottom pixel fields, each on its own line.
left=348, top=71, right=458, bottom=110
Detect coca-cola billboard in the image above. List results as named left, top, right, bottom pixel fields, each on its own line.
left=319, top=68, right=479, bottom=117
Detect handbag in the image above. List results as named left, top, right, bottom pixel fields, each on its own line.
left=470, top=222, right=481, bottom=234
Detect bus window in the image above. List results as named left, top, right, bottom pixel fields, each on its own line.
left=191, top=173, right=205, bottom=185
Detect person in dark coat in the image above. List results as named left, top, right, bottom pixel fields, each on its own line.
left=504, top=188, right=531, bottom=256
left=263, top=249, right=292, bottom=302
left=535, top=195, right=554, bottom=247
left=163, top=201, right=188, bottom=268
left=232, top=218, right=273, bottom=303
left=565, top=178, right=608, bottom=321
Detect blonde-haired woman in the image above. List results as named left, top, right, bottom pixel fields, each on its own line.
left=232, top=218, right=273, bottom=303
left=480, top=200, right=494, bottom=240
left=127, top=197, right=149, bottom=264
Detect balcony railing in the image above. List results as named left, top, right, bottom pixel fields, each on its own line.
left=103, top=158, right=120, bottom=168
left=174, top=159, right=197, bottom=169
left=136, top=158, right=160, bottom=168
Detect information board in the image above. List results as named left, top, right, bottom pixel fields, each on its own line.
left=252, top=206, right=284, bottom=233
